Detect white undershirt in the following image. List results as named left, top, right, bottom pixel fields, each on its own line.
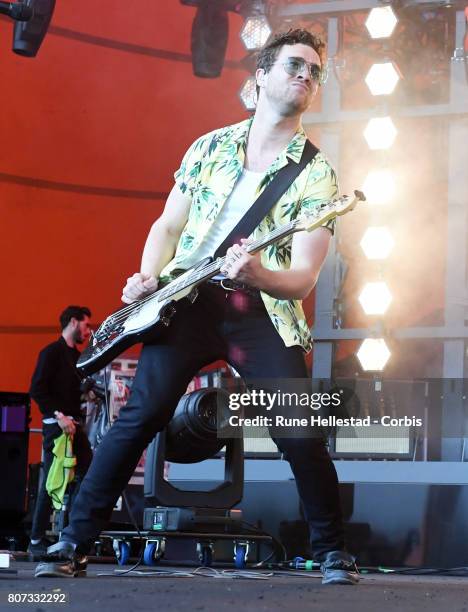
left=181, top=168, right=264, bottom=272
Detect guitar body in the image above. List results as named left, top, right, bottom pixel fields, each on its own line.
left=77, top=284, right=197, bottom=375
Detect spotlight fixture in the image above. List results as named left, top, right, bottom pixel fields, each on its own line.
left=240, top=1, right=271, bottom=51
left=0, top=1, right=32, bottom=21
left=360, top=227, right=395, bottom=260
left=358, top=282, right=393, bottom=316
left=189, top=1, right=229, bottom=78
left=13, top=0, right=56, bottom=57
left=181, top=0, right=248, bottom=78
left=362, top=169, right=396, bottom=205
left=357, top=338, right=391, bottom=371
left=165, top=388, right=231, bottom=463
left=239, top=75, right=257, bottom=110
left=240, top=15, right=271, bottom=50
left=365, top=5, right=398, bottom=39
left=365, top=61, right=400, bottom=96
left=363, top=117, right=397, bottom=150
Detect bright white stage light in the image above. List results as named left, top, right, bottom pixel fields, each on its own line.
left=357, top=338, right=391, bottom=371
left=359, top=282, right=393, bottom=315
left=365, top=6, right=398, bottom=39
left=240, top=15, right=271, bottom=50
left=365, top=62, right=400, bottom=96
left=364, top=117, right=397, bottom=150
left=239, top=75, right=257, bottom=111
left=360, top=227, right=395, bottom=260
left=362, top=170, right=396, bottom=205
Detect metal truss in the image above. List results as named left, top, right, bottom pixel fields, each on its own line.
left=289, top=5, right=468, bottom=458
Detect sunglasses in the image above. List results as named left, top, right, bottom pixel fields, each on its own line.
left=280, top=57, right=326, bottom=84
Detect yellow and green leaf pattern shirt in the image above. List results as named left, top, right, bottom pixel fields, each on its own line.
left=159, top=118, right=338, bottom=352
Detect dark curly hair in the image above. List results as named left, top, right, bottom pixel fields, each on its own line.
left=255, top=28, right=326, bottom=96
left=59, top=305, right=91, bottom=330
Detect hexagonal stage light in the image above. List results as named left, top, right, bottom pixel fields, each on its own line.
left=359, top=282, right=393, bottom=315
left=365, top=62, right=400, bottom=96
left=357, top=338, right=391, bottom=371
left=364, top=117, right=397, bottom=150
left=360, top=227, right=395, bottom=260
left=240, top=15, right=271, bottom=51
left=239, top=75, right=257, bottom=111
left=362, top=170, right=396, bottom=205
left=365, top=6, right=398, bottom=39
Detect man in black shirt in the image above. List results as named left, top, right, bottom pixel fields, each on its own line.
left=28, top=306, right=93, bottom=557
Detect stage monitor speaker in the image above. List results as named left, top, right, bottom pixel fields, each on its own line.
left=239, top=426, right=281, bottom=458
left=0, top=393, right=30, bottom=522
left=0, top=433, right=29, bottom=521
left=328, top=378, right=420, bottom=460
left=330, top=424, right=414, bottom=459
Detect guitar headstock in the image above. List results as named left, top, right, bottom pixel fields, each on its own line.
left=296, top=190, right=366, bottom=233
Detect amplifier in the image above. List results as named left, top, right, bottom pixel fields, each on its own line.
left=0, top=393, right=30, bottom=523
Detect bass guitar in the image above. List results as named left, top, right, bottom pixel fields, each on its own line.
left=77, top=190, right=365, bottom=375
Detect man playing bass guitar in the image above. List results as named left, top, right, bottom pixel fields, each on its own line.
left=36, top=28, right=359, bottom=585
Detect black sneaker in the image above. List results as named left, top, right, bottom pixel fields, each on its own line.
left=27, top=538, right=54, bottom=560
left=320, top=551, right=360, bottom=585
left=35, top=541, right=87, bottom=578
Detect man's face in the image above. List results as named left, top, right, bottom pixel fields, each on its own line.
left=257, top=43, right=321, bottom=116
left=71, top=316, right=91, bottom=345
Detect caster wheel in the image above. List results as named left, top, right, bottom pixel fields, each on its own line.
left=117, top=541, right=130, bottom=565
left=200, top=545, right=213, bottom=567
left=234, top=546, right=247, bottom=569
left=143, top=542, right=162, bottom=566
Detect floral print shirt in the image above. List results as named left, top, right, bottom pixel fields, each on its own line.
left=159, top=118, right=338, bottom=352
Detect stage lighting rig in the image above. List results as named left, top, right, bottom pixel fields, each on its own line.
left=357, top=338, right=391, bottom=372
left=240, top=0, right=271, bottom=50
left=363, top=116, right=397, bottom=150
left=182, top=0, right=230, bottom=77
left=338, top=3, right=457, bottom=105
left=164, top=387, right=231, bottom=463
left=180, top=0, right=241, bottom=78
left=365, top=5, right=398, bottom=39
left=365, top=61, right=401, bottom=95
left=180, top=0, right=274, bottom=77
left=362, top=169, right=396, bottom=205
left=0, top=1, right=32, bottom=21
left=360, top=227, right=395, bottom=260
left=12, top=0, right=55, bottom=57
left=359, top=282, right=393, bottom=316
left=239, top=74, right=257, bottom=110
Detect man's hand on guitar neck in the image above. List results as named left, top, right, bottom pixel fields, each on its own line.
left=220, top=239, right=264, bottom=286
left=121, top=272, right=159, bottom=304
left=220, top=228, right=332, bottom=301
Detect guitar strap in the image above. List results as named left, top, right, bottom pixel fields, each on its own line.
left=213, top=139, right=319, bottom=259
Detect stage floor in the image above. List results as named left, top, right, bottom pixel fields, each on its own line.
left=1, top=561, right=468, bottom=611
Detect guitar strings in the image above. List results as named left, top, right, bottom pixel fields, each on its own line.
left=101, top=219, right=299, bottom=331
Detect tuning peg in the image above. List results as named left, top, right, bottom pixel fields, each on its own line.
left=354, top=190, right=366, bottom=201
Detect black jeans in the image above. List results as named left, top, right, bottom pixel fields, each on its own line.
left=62, top=285, right=345, bottom=559
left=31, top=422, right=93, bottom=540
